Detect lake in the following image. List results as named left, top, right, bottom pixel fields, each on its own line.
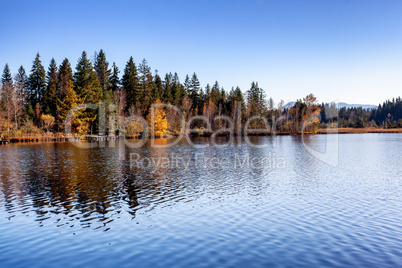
left=0, top=134, right=401, bottom=267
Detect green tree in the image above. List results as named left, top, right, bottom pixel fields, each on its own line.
left=153, top=71, right=163, bottom=101
left=138, top=58, right=155, bottom=113
left=1, top=63, right=12, bottom=83
left=43, top=58, right=59, bottom=116
left=14, top=66, right=29, bottom=123
left=189, top=73, right=201, bottom=112
left=28, top=53, right=46, bottom=110
left=74, top=51, right=103, bottom=103
left=1, top=64, right=14, bottom=133
left=94, top=49, right=111, bottom=94
left=122, top=57, right=139, bottom=108
left=109, top=62, right=120, bottom=92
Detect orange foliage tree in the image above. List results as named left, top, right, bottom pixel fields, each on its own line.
left=147, top=99, right=168, bottom=137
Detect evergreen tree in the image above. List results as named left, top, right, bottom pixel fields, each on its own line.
left=1, top=64, right=12, bottom=84
left=43, top=58, right=59, bottom=116
left=153, top=71, right=163, bottom=101
left=189, top=73, right=201, bottom=111
left=94, top=49, right=111, bottom=93
left=162, top=73, right=173, bottom=103
left=247, top=81, right=266, bottom=116
left=59, top=58, right=73, bottom=88
left=1, top=64, right=15, bottom=131
left=27, top=53, right=46, bottom=109
left=172, top=72, right=186, bottom=103
left=74, top=51, right=103, bottom=102
left=122, top=57, right=140, bottom=108
left=14, top=66, right=28, bottom=110
left=184, top=74, right=191, bottom=95
left=138, top=58, right=155, bottom=113
left=109, top=62, right=120, bottom=92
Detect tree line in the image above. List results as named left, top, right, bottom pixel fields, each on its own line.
left=319, top=97, right=402, bottom=129
left=0, top=50, right=400, bottom=138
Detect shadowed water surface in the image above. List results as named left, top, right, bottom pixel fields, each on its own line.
left=0, top=134, right=401, bottom=267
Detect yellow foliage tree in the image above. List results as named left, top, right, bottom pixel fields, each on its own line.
left=302, top=94, right=321, bottom=133
left=41, top=114, right=55, bottom=132
left=147, top=99, right=168, bottom=137
left=57, top=80, right=85, bottom=133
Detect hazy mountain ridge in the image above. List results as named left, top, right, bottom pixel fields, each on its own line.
left=283, top=102, right=377, bottom=110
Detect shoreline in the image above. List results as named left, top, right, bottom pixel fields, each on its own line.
left=1, top=128, right=401, bottom=145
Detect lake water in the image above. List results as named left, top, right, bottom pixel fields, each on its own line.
left=0, top=134, right=401, bottom=267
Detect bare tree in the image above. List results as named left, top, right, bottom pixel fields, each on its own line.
left=113, top=87, right=127, bottom=117
left=1, top=79, right=15, bottom=134
left=13, top=73, right=28, bottom=128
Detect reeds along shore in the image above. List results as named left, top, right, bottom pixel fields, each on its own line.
left=1, top=127, right=402, bottom=145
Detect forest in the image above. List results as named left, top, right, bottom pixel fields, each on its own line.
left=0, top=50, right=401, bottom=139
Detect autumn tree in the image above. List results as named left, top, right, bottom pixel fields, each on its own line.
left=147, top=99, right=168, bottom=138
left=302, top=94, right=321, bottom=133
left=41, top=114, right=55, bottom=132
left=57, top=80, right=84, bottom=133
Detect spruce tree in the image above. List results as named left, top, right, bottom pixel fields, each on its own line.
left=1, top=64, right=12, bottom=84
left=14, top=66, right=28, bottom=109
left=138, top=58, right=155, bottom=113
left=162, top=73, right=173, bottom=104
left=122, top=57, right=140, bottom=108
left=94, top=49, right=111, bottom=94
left=74, top=51, right=103, bottom=103
left=109, top=62, right=120, bottom=92
left=43, top=58, right=59, bottom=115
left=153, top=71, right=163, bottom=101
left=28, top=53, right=46, bottom=109
left=189, top=73, right=201, bottom=111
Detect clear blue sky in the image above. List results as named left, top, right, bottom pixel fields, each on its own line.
left=1, top=0, right=401, bottom=105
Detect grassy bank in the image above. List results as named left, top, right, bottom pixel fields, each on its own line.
left=317, top=127, right=402, bottom=134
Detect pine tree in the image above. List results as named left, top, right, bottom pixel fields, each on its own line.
left=189, top=73, right=201, bottom=111
left=94, top=49, right=111, bottom=94
left=74, top=51, right=103, bottom=103
left=172, top=72, right=186, bottom=104
left=184, top=74, right=191, bottom=95
left=162, top=73, right=173, bottom=104
left=1, top=64, right=15, bottom=133
left=58, top=58, right=73, bottom=99
left=153, top=71, right=163, bottom=101
left=28, top=53, right=46, bottom=109
left=122, top=57, right=139, bottom=108
left=13, top=66, right=28, bottom=127
left=109, top=62, right=120, bottom=92
left=1, top=64, right=12, bottom=84
left=138, top=58, right=155, bottom=113
left=43, top=58, right=59, bottom=116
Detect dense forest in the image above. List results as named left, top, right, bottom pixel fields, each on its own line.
left=319, top=98, right=402, bottom=128
left=0, top=50, right=401, bottom=139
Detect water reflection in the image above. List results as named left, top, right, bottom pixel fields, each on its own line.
left=1, top=135, right=402, bottom=268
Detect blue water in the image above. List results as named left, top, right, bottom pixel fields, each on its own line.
left=0, top=134, right=401, bottom=267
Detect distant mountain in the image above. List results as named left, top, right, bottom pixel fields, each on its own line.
left=283, top=102, right=296, bottom=109
left=337, top=102, right=377, bottom=110
left=283, top=101, right=377, bottom=110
